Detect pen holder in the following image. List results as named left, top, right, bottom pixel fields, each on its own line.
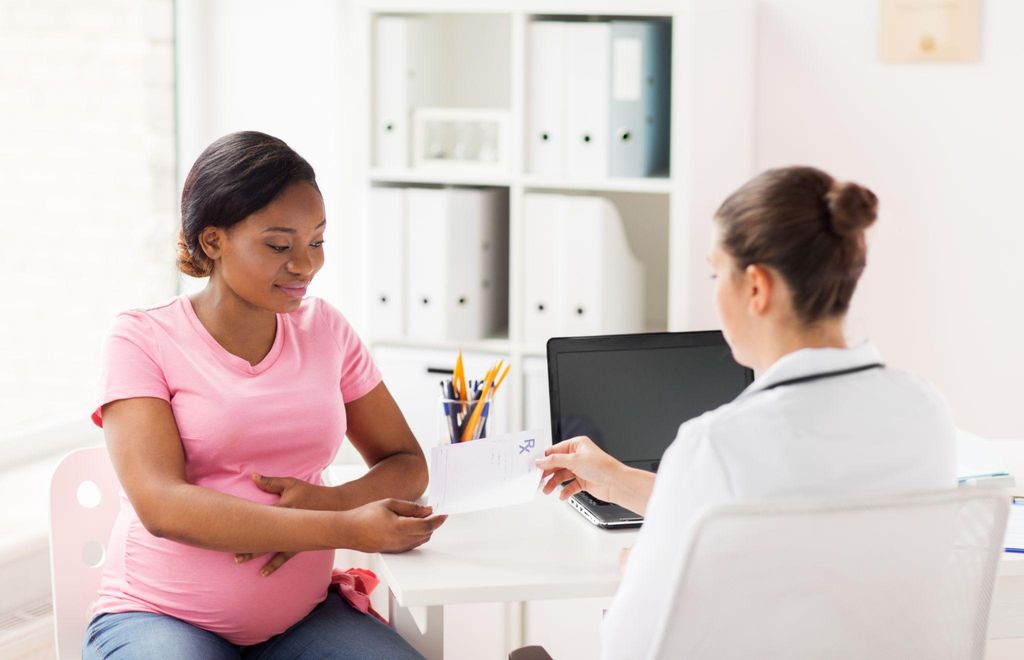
left=438, top=396, right=491, bottom=444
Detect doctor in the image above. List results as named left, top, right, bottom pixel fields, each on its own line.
left=536, top=166, right=957, bottom=659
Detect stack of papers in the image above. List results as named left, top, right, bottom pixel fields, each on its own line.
left=1006, top=503, right=1024, bottom=553
left=427, top=430, right=550, bottom=515
left=957, top=429, right=1015, bottom=488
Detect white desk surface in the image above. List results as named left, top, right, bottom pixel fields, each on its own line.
left=376, top=495, right=638, bottom=608
left=326, top=463, right=1024, bottom=604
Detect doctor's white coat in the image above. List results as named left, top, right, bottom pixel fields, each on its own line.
left=600, top=343, right=957, bottom=660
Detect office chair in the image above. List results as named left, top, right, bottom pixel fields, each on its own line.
left=511, top=488, right=1008, bottom=660
left=647, top=488, right=1008, bottom=660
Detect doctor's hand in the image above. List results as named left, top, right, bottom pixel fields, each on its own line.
left=536, top=436, right=626, bottom=505
left=235, top=473, right=336, bottom=576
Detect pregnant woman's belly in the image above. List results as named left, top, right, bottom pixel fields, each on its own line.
left=96, top=516, right=335, bottom=646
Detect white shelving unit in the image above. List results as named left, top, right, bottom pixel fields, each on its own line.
left=349, top=0, right=754, bottom=446
left=347, top=2, right=754, bottom=656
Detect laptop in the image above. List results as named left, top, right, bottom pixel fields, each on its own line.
left=547, top=331, right=754, bottom=528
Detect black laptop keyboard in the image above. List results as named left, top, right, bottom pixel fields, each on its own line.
left=578, top=491, right=612, bottom=507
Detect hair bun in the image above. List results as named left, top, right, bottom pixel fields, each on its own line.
left=176, top=229, right=212, bottom=278
left=825, top=181, right=878, bottom=237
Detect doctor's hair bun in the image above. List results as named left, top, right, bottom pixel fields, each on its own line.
left=715, top=166, right=878, bottom=324
left=825, top=181, right=877, bottom=237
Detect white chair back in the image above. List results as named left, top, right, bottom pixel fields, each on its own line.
left=648, top=488, right=1009, bottom=660
left=49, top=446, right=120, bottom=660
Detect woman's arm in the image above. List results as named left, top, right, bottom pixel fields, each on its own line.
left=329, top=381, right=428, bottom=507
left=103, top=396, right=442, bottom=554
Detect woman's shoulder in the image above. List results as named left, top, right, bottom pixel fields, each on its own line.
left=106, top=296, right=185, bottom=342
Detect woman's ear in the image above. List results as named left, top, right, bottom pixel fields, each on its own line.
left=198, top=226, right=223, bottom=261
left=745, top=264, right=773, bottom=316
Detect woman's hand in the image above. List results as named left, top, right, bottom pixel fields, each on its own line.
left=344, top=499, right=447, bottom=554
left=236, top=473, right=340, bottom=576
left=535, top=436, right=626, bottom=505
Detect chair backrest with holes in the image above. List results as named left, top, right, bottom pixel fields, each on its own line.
left=49, top=446, right=121, bottom=660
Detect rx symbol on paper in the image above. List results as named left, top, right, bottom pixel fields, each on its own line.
left=518, top=438, right=536, bottom=455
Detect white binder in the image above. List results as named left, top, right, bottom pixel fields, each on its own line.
left=406, top=188, right=508, bottom=341
left=525, top=21, right=568, bottom=176
left=373, top=16, right=436, bottom=169
left=522, top=193, right=645, bottom=344
left=522, top=193, right=564, bottom=343
left=558, top=196, right=644, bottom=336
left=609, top=20, right=671, bottom=178
left=566, top=22, right=611, bottom=179
left=367, top=187, right=406, bottom=337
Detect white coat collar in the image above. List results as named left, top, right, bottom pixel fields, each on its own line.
left=739, top=342, right=884, bottom=399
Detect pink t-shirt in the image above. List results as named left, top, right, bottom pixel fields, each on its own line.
left=91, top=295, right=382, bottom=645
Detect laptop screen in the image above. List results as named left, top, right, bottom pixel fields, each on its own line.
left=548, top=332, right=753, bottom=472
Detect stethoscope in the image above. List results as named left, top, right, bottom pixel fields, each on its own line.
left=760, top=362, right=885, bottom=392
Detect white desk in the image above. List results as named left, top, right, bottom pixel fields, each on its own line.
left=376, top=496, right=635, bottom=658
left=374, top=494, right=1024, bottom=660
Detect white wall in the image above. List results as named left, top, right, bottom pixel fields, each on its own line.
left=755, top=0, right=1024, bottom=438
left=175, top=0, right=355, bottom=308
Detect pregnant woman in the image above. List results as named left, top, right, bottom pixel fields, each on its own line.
left=84, top=131, right=441, bottom=659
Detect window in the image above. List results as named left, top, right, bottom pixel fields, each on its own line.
left=0, top=0, right=178, bottom=460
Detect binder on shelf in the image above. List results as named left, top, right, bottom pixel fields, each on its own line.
left=559, top=196, right=644, bottom=336
left=522, top=193, right=564, bottom=343
left=525, top=21, right=568, bottom=177
left=609, top=20, right=671, bottom=178
left=566, top=22, right=611, bottom=179
left=367, top=187, right=406, bottom=337
left=521, top=193, right=645, bottom=344
left=373, top=15, right=436, bottom=169
left=405, top=187, right=509, bottom=341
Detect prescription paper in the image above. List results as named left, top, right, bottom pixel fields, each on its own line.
left=427, top=430, right=549, bottom=515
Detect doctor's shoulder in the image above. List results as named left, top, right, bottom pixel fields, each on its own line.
left=667, top=397, right=750, bottom=458
left=879, top=366, right=956, bottom=432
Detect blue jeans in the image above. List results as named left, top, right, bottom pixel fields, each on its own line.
left=82, top=591, right=424, bottom=659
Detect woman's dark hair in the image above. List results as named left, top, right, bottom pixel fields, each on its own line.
left=176, top=131, right=319, bottom=277
left=715, top=166, right=878, bottom=324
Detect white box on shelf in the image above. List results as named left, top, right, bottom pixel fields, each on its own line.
left=522, top=192, right=645, bottom=345
left=565, top=22, right=611, bottom=179
left=373, top=15, right=437, bottom=169
left=405, top=187, right=509, bottom=341
left=559, top=195, right=644, bottom=336
left=609, top=20, right=671, bottom=178
left=413, top=108, right=511, bottom=175
left=522, top=193, right=564, bottom=344
left=367, top=187, right=406, bottom=337
left=525, top=21, right=568, bottom=177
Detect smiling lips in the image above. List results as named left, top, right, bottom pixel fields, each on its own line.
left=277, top=283, right=309, bottom=299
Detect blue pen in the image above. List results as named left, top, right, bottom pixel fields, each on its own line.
left=440, top=381, right=458, bottom=443
left=445, top=380, right=460, bottom=442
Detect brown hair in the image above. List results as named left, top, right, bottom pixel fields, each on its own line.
left=715, top=166, right=878, bottom=324
left=177, top=131, right=319, bottom=277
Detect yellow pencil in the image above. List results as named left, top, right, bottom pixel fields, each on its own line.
left=461, top=361, right=501, bottom=441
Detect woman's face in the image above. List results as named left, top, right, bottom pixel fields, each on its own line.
left=709, top=232, right=754, bottom=368
left=210, top=182, right=326, bottom=313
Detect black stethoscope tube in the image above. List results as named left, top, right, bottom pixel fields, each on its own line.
left=761, top=363, right=885, bottom=391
